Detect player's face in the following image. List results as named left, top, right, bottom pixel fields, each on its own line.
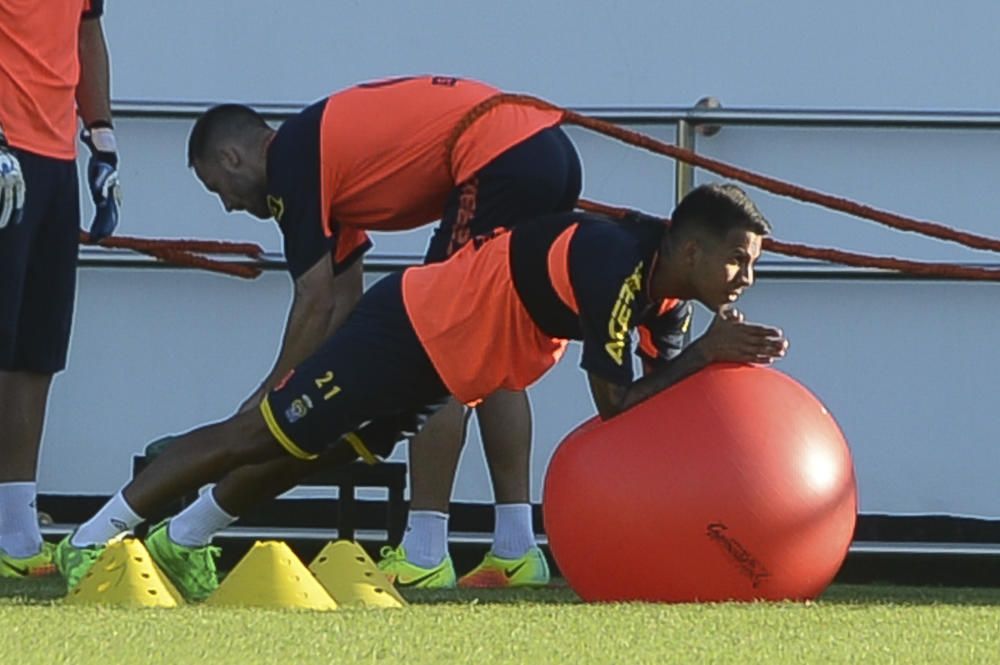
left=193, top=158, right=270, bottom=220
left=691, top=228, right=762, bottom=310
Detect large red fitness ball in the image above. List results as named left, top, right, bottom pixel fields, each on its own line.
left=543, top=364, right=857, bottom=602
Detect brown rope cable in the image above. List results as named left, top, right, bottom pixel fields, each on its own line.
left=76, top=97, right=1000, bottom=281
left=577, top=198, right=641, bottom=218
left=79, top=231, right=266, bottom=278
left=145, top=247, right=264, bottom=279
left=761, top=239, right=1000, bottom=281
left=448, top=94, right=1000, bottom=254
left=80, top=231, right=264, bottom=257
left=578, top=198, right=1000, bottom=281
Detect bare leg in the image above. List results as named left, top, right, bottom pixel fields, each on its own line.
left=211, top=443, right=358, bottom=516
left=407, top=398, right=468, bottom=512
left=0, top=371, right=52, bottom=555
left=476, top=389, right=531, bottom=504
left=475, top=389, right=538, bottom=561
left=121, top=410, right=284, bottom=518
left=0, top=370, right=52, bottom=483
left=389, top=398, right=467, bottom=568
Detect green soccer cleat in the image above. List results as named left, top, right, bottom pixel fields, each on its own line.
left=54, top=535, right=105, bottom=589
left=145, top=521, right=221, bottom=602
left=377, top=544, right=456, bottom=589
left=0, top=541, right=58, bottom=578
left=457, top=546, right=551, bottom=588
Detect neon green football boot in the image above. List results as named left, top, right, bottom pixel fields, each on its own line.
left=54, top=535, right=105, bottom=589
left=0, top=541, right=58, bottom=578
left=458, top=546, right=551, bottom=588
left=377, top=545, right=456, bottom=589
left=145, top=521, right=220, bottom=602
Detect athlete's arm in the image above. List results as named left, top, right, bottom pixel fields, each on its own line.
left=587, top=342, right=711, bottom=420
left=238, top=256, right=363, bottom=413
left=77, top=17, right=111, bottom=126
left=77, top=15, right=122, bottom=240
left=587, top=308, right=787, bottom=419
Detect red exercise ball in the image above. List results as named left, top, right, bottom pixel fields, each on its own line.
left=543, top=364, right=857, bottom=602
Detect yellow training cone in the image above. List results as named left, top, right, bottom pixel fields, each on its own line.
left=309, top=540, right=405, bottom=608
left=66, top=537, right=183, bottom=608
left=205, top=540, right=337, bottom=610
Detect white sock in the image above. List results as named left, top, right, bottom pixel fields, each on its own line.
left=0, top=482, right=43, bottom=557
left=71, top=491, right=143, bottom=547
left=400, top=510, right=449, bottom=567
left=167, top=489, right=236, bottom=547
left=492, top=503, right=536, bottom=559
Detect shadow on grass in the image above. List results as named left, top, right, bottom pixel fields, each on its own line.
left=5, top=577, right=999, bottom=608
left=403, top=582, right=1000, bottom=608
left=401, top=579, right=581, bottom=606
left=819, top=583, right=1000, bottom=607
left=0, top=576, right=66, bottom=604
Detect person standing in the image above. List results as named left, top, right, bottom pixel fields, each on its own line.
left=0, top=0, right=122, bottom=577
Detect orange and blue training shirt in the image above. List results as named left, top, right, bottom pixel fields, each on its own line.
left=401, top=212, right=693, bottom=405
left=265, top=75, right=563, bottom=278
left=0, top=0, right=103, bottom=159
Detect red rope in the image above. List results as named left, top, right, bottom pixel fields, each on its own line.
left=578, top=198, right=1000, bottom=281
left=80, top=231, right=263, bottom=257
left=143, top=247, right=263, bottom=279
left=81, top=97, right=1000, bottom=282
left=449, top=94, right=1000, bottom=254
left=80, top=231, right=265, bottom=279
left=762, top=239, right=1000, bottom=281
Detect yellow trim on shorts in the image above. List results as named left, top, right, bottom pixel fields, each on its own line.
left=345, top=432, right=378, bottom=465
left=259, top=397, right=318, bottom=461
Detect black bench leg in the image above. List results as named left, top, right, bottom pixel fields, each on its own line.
left=339, top=482, right=356, bottom=542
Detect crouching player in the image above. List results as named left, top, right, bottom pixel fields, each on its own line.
left=55, top=183, right=788, bottom=599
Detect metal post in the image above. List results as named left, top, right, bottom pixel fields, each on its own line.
left=674, top=118, right=696, bottom=207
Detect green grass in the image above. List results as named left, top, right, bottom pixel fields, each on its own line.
left=3, top=578, right=999, bottom=664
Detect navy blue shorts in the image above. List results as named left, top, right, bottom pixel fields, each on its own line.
left=0, top=149, right=79, bottom=373
left=261, top=272, right=449, bottom=459
left=424, top=125, right=582, bottom=263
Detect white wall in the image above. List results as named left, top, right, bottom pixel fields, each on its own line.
left=106, top=1, right=1000, bottom=109
left=39, top=1, right=1000, bottom=518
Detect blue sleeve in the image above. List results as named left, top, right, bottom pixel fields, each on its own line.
left=268, top=100, right=338, bottom=280
left=636, top=300, right=693, bottom=373
left=569, top=225, right=647, bottom=387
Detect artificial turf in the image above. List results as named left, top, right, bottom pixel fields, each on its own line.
left=2, top=578, right=999, bottom=664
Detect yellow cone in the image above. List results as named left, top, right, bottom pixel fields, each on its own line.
left=204, top=540, right=337, bottom=610
left=309, top=540, right=405, bottom=608
left=66, top=537, right=183, bottom=608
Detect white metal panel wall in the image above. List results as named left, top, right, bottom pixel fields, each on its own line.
left=106, top=1, right=1000, bottom=109
left=37, top=1, right=1000, bottom=518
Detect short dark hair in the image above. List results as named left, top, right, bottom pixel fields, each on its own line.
left=668, top=183, right=771, bottom=240
left=187, top=104, right=270, bottom=166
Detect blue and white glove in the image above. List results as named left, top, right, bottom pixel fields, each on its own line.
left=0, top=125, right=26, bottom=229
left=80, top=122, right=122, bottom=242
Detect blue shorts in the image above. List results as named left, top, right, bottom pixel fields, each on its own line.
left=424, top=125, right=582, bottom=263
left=261, top=272, right=449, bottom=459
left=0, top=149, right=79, bottom=373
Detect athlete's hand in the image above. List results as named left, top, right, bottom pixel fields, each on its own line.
left=0, top=127, right=25, bottom=229
left=695, top=307, right=788, bottom=365
left=81, top=123, right=122, bottom=242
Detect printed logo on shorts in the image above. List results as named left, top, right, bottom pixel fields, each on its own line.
left=284, top=394, right=314, bottom=423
